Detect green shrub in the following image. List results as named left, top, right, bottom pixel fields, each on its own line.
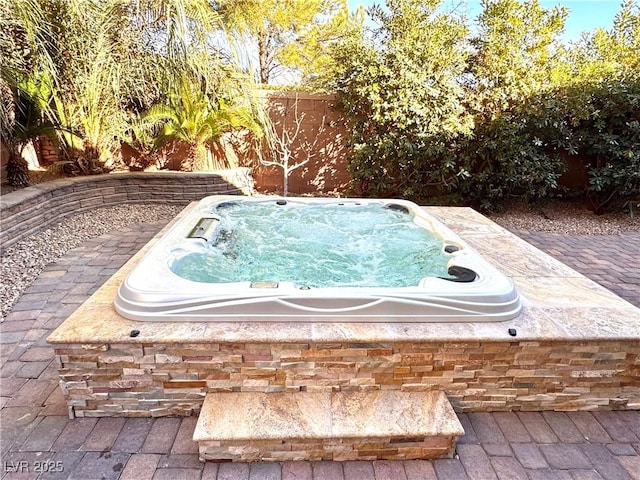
left=574, top=82, right=640, bottom=212
left=327, top=0, right=640, bottom=212
left=329, top=0, right=471, bottom=199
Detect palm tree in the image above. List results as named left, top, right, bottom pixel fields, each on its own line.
left=1, top=80, right=32, bottom=187
left=2, top=0, right=265, bottom=182
left=0, top=0, right=127, bottom=178
left=144, top=73, right=261, bottom=171
left=2, top=73, right=62, bottom=185
left=0, top=0, right=57, bottom=186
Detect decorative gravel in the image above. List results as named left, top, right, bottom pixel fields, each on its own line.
left=1, top=199, right=638, bottom=321
left=1, top=203, right=184, bottom=320
left=487, top=200, right=639, bottom=235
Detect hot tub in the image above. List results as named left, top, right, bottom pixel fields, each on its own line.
left=114, top=196, right=521, bottom=322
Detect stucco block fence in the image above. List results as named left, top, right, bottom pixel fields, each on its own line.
left=0, top=169, right=254, bottom=252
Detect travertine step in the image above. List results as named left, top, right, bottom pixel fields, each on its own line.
left=193, top=390, right=464, bottom=462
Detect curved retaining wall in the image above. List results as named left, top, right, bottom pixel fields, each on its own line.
left=0, top=169, right=254, bottom=252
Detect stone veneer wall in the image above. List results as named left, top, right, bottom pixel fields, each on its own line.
left=52, top=339, right=639, bottom=418
left=0, top=169, right=254, bottom=251
left=199, top=434, right=457, bottom=462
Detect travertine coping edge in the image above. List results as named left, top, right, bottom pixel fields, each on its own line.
left=46, top=205, right=640, bottom=345
left=192, top=390, right=464, bottom=442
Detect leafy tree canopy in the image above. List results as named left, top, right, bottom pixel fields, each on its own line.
left=216, top=0, right=354, bottom=85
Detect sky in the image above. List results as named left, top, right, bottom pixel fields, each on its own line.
left=346, top=0, right=622, bottom=43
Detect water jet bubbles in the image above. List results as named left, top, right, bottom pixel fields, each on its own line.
left=172, top=202, right=452, bottom=287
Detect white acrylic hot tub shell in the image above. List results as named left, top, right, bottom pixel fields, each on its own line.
left=114, top=196, right=522, bottom=322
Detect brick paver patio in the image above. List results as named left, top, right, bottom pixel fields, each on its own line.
left=1, top=218, right=639, bottom=479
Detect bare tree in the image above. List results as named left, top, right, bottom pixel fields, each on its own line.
left=257, top=94, right=326, bottom=196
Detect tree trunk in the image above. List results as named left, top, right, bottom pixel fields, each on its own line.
left=7, top=149, right=30, bottom=187
left=257, top=32, right=270, bottom=84
left=1, top=80, right=29, bottom=187
left=283, top=167, right=289, bottom=196
left=192, top=143, right=210, bottom=171
left=180, top=145, right=194, bottom=171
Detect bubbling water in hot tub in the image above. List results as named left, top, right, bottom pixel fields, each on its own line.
left=115, top=197, right=522, bottom=322
left=171, top=202, right=453, bottom=287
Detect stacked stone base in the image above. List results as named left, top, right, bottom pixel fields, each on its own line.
left=197, top=435, right=458, bottom=462
left=50, top=339, right=640, bottom=419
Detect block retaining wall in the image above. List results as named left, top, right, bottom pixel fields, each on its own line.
left=51, top=339, right=640, bottom=418
left=0, top=169, right=254, bottom=252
